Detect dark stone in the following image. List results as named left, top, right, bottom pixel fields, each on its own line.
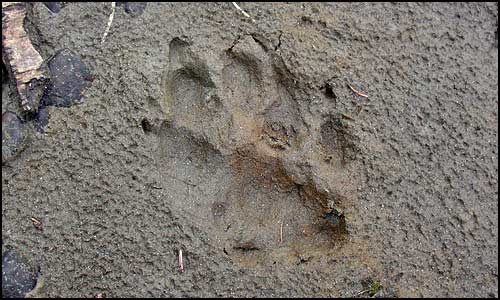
left=117, top=2, right=147, bottom=17
left=43, top=2, right=65, bottom=13
left=324, top=211, right=341, bottom=226
left=2, top=61, right=7, bottom=83
left=41, top=49, right=92, bottom=108
left=2, top=112, right=26, bottom=164
left=373, top=288, right=398, bottom=298
left=324, top=208, right=344, bottom=227
left=2, top=249, right=37, bottom=298
left=35, top=107, right=50, bottom=133
left=141, top=118, right=153, bottom=133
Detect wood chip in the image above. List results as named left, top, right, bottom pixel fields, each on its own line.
left=178, top=249, right=184, bottom=273
left=31, top=217, right=43, bottom=231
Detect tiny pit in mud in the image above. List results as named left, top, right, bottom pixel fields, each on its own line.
left=154, top=35, right=358, bottom=269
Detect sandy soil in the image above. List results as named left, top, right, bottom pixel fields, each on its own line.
left=2, top=2, right=498, bottom=297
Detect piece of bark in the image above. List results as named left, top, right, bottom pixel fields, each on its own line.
left=2, top=2, right=49, bottom=113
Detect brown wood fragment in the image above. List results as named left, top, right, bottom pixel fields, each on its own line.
left=31, top=217, right=43, bottom=231
left=341, top=113, right=355, bottom=120
left=2, top=2, right=49, bottom=113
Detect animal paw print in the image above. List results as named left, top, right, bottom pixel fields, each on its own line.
left=157, top=34, right=357, bottom=268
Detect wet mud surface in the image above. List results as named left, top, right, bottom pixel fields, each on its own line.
left=2, top=2, right=498, bottom=297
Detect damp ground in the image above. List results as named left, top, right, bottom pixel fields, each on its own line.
left=2, top=2, right=498, bottom=297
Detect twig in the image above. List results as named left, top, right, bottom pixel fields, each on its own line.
left=178, top=249, right=184, bottom=273
left=353, top=289, right=370, bottom=297
left=280, top=222, right=283, bottom=244
left=232, top=2, right=255, bottom=22
left=348, top=84, right=369, bottom=98
left=101, top=2, right=116, bottom=44
left=341, top=113, right=355, bottom=121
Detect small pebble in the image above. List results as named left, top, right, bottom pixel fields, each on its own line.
left=2, top=61, right=8, bottom=83
left=43, top=2, right=65, bottom=13
left=2, top=112, right=26, bottom=164
left=324, top=208, right=343, bottom=226
left=2, top=249, right=38, bottom=298
left=373, top=288, right=398, bottom=298
left=35, top=107, right=50, bottom=133
left=117, top=2, right=147, bottom=17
